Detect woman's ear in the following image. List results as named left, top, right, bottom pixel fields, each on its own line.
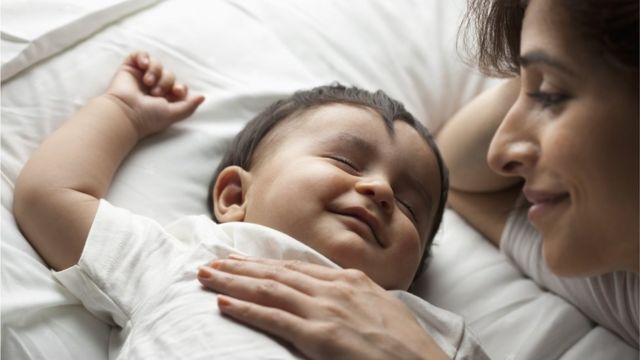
left=212, top=166, right=251, bottom=223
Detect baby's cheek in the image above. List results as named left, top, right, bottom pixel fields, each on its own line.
left=389, top=232, right=423, bottom=290
left=396, top=224, right=423, bottom=268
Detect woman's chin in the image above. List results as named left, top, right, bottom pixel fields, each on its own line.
left=542, top=241, right=583, bottom=277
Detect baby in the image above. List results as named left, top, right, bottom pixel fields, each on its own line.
left=14, top=51, right=484, bottom=359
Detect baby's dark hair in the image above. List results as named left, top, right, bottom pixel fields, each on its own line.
left=206, top=83, right=449, bottom=276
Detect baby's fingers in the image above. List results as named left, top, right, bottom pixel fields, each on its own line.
left=166, top=95, right=205, bottom=121
left=143, top=56, right=163, bottom=87
left=134, top=51, right=150, bottom=70
left=171, top=83, right=188, bottom=99
left=151, top=69, right=176, bottom=96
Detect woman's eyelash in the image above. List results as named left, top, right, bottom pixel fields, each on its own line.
left=527, top=91, right=569, bottom=108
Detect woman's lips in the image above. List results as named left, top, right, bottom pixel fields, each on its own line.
left=523, top=189, right=571, bottom=224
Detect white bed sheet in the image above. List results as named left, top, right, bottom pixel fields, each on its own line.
left=1, top=0, right=162, bottom=82
left=1, top=1, right=636, bottom=359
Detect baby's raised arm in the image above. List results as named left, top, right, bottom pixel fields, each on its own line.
left=13, top=51, right=204, bottom=270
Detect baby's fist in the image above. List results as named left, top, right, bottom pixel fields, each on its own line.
left=106, top=51, right=205, bottom=139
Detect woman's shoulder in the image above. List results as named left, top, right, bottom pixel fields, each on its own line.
left=501, top=205, right=639, bottom=348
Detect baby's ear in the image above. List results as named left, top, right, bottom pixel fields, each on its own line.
left=212, top=166, right=251, bottom=222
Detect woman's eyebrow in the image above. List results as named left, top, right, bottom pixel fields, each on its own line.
left=520, top=50, right=575, bottom=75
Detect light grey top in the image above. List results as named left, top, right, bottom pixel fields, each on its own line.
left=501, top=205, right=639, bottom=349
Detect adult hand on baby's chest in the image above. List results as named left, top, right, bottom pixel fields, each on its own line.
left=197, top=256, right=449, bottom=360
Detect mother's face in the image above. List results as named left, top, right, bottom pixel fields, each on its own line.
left=487, top=0, right=639, bottom=275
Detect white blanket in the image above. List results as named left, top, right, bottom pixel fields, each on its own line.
left=1, top=0, right=636, bottom=359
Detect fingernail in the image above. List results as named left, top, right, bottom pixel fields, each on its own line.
left=173, top=85, right=185, bottom=96
left=210, top=260, right=222, bottom=270
left=228, top=254, right=247, bottom=260
left=218, top=295, right=232, bottom=307
left=197, top=267, right=212, bottom=279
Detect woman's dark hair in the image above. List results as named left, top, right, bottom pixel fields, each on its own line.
left=206, top=84, right=449, bottom=276
left=459, top=0, right=639, bottom=76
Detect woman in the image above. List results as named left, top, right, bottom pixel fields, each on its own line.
left=197, top=0, right=639, bottom=357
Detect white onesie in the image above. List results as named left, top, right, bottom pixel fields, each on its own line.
left=54, top=200, right=488, bottom=359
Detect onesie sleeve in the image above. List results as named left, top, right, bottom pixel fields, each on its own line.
left=393, top=291, right=489, bottom=360
left=53, top=200, right=186, bottom=328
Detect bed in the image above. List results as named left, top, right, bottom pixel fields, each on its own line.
left=1, top=0, right=636, bottom=359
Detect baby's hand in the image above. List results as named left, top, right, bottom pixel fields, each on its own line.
left=105, top=51, right=205, bottom=139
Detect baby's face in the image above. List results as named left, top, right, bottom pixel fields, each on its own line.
left=242, top=104, right=441, bottom=290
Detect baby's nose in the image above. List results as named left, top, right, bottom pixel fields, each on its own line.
left=355, top=178, right=394, bottom=212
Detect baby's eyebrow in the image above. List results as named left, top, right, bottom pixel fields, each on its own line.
left=321, top=133, right=376, bottom=154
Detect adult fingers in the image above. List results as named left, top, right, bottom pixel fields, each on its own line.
left=216, top=295, right=323, bottom=356
left=218, top=256, right=382, bottom=297
left=222, top=255, right=351, bottom=282
left=216, top=295, right=401, bottom=360
left=198, top=266, right=312, bottom=316
left=202, top=257, right=325, bottom=295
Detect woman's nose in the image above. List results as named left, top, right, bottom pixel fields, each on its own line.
left=355, top=178, right=395, bottom=213
left=487, top=105, right=540, bottom=178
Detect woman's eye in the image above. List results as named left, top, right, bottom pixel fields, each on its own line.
left=397, top=198, right=417, bottom=222
left=527, top=91, right=569, bottom=108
